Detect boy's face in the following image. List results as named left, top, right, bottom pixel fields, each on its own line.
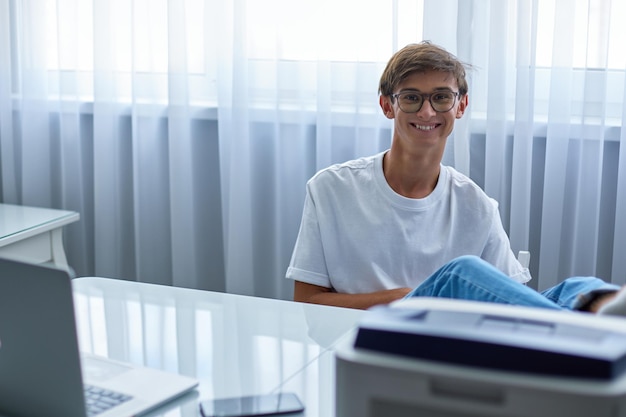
left=380, top=70, right=468, bottom=155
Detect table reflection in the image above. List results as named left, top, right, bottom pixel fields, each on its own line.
left=72, top=277, right=363, bottom=416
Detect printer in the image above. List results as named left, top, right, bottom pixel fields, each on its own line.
left=335, top=297, right=626, bottom=417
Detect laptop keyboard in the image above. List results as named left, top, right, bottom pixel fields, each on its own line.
left=84, top=384, right=133, bottom=416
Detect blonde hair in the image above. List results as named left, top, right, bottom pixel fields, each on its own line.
left=378, top=41, right=470, bottom=97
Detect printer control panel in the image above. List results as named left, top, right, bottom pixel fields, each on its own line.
left=354, top=305, right=626, bottom=379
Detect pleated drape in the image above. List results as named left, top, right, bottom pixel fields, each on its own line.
left=1, top=0, right=625, bottom=299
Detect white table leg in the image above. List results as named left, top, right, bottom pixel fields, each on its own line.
left=50, top=228, right=69, bottom=269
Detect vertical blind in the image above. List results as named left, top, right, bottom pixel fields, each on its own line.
left=1, top=0, right=625, bottom=298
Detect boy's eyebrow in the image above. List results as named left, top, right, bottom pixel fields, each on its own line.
left=398, top=87, right=455, bottom=93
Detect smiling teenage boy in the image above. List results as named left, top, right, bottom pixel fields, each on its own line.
left=286, top=42, right=530, bottom=309
left=286, top=41, right=626, bottom=316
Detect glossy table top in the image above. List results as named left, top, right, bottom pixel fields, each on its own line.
left=72, top=277, right=364, bottom=416
left=0, top=203, right=79, bottom=244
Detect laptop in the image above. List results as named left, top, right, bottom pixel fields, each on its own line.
left=0, top=257, right=199, bottom=417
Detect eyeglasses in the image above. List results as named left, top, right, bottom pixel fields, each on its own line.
left=391, top=91, right=459, bottom=113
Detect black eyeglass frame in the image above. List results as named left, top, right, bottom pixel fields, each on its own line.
left=391, top=91, right=460, bottom=113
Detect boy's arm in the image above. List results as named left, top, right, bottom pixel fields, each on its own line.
left=293, top=281, right=411, bottom=310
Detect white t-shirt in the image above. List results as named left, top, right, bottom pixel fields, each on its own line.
left=286, top=151, right=531, bottom=293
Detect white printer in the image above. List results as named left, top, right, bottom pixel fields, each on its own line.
left=335, top=297, right=626, bottom=417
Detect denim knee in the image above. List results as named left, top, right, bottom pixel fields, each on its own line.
left=444, top=255, right=492, bottom=273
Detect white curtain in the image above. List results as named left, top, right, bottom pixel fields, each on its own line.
left=1, top=0, right=625, bottom=299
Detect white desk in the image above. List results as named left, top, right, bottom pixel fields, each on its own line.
left=72, top=277, right=364, bottom=417
left=0, top=203, right=79, bottom=268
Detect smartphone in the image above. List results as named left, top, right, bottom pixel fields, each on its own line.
left=199, top=392, right=305, bottom=417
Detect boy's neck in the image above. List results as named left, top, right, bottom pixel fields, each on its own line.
left=382, top=150, right=441, bottom=199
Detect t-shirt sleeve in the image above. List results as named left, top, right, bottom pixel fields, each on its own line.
left=481, top=203, right=532, bottom=284
left=285, top=188, right=332, bottom=288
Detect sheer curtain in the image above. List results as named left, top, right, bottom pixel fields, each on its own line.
left=1, top=0, right=625, bottom=299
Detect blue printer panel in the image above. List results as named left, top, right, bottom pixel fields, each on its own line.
left=354, top=306, right=626, bottom=379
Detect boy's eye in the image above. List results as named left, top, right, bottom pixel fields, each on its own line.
left=433, top=92, right=452, bottom=101
left=402, top=94, right=421, bottom=102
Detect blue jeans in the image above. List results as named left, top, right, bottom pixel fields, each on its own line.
left=406, top=255, right=620, bottom=311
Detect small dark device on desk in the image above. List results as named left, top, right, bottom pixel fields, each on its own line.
left=200, top=392, right=304, bottom=417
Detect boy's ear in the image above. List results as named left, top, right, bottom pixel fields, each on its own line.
left=379, top=95, right=395, bottom=119
left=456, top=94, right=469, bottom=119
